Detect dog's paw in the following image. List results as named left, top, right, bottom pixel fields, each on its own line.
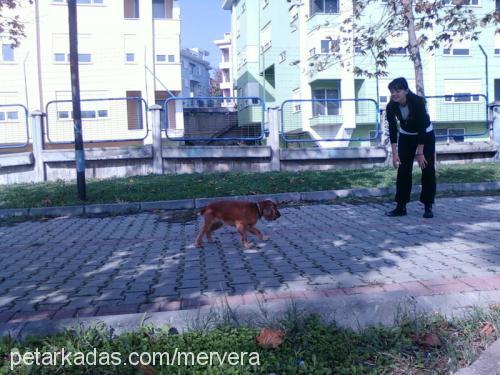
left=194, top=242, right=203, bottom=248
left=243, top=241, right=255, bottom=249
left=260, top=235, right=269, bottom=241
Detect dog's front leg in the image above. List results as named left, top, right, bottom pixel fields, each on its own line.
left=248, top=226, right=269, bottom=241
left=236, top=222, right=253, bottom=248
left=207, top=221, right=223, bottom=243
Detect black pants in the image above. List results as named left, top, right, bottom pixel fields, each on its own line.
left=395, top=131, right=436, bottom=204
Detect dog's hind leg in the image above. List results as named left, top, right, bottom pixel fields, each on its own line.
left=248, top=226, right=269, bottom=241
left=195, top=216, right=213, bottom=248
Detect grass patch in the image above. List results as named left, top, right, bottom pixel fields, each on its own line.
left=0, top=162, right=499, bottom=209
left=1, top=303, right=499, bottom=374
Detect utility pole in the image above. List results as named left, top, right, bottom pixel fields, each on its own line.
left=68, top=0, right=86, bottom=200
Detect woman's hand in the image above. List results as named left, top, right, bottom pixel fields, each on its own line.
left=392, top=153, right=401, bottom=168
left=416, top=153, right=428, bottom=169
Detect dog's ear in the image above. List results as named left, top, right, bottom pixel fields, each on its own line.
left=261, top=200, right=279, bottom=220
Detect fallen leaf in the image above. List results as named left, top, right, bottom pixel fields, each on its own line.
left=135, top=363, right=156, bottom=375
left=411, top=332, right=442, bottom=348
left=480, top=322, right=496, bottom=336
left=256, top=328, right=284, bottom=349
left=489, top=303, right=500, bottom=311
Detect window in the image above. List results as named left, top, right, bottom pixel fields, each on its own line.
left=443, top=48, right=470, bottom=55
left=311, top=0, right=339, bottom=15
left=52, top=34, right=92, bottom=63
left=443, top=38, right=471, bottom=56
left=153, top=0, right=173, bottom=19
left=78, top=53, right=91, bottom=63
left=389, top=47, right=407, bottom=55
left=0, top=111, right=19, bottom=121
left=388, top=33, right=407, bottom=55
left=124, top=0, right=139, bottom=18
left=56, top=109, right=107, bottom=120
left=168, top=54, right=175, bottom=62
left=435, top=128, right=448, bottom=143
left=449, top=128, right=465, bottom=142
left=1, top=44, right=14, bottom=62
left=443, top=0, right=478, bottom=5
left=53, top=53, right=92, bottom=63
left=124, top=34, right=136, bottom=62
left=444, top=80, right=482, bottom=102
left=156, top=54, right=166, bottom=62
left=436, top=128, right=465, bottom=143
left=321, top=39, right=339, bottom=53
left=444, top=93, right=480, bottom=102
left=312, top=88, right=339, bottom=116
left=53, top=0, right=104, bottom=4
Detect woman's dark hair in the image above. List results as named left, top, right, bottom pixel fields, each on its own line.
left=388, top=77, right=409, bottom=91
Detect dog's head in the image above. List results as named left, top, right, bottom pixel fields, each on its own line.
left=259, top=199, right=281, bottom=221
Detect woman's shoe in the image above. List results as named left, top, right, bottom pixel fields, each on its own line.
left=386, top=205, right=407, bottom=217
left=423, top=204, right=434, bottom=218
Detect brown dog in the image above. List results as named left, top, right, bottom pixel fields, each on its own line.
left=195, top=199, right=281, bottom=248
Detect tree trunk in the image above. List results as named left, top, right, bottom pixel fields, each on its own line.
left=403, top=0, right=425, bottom=96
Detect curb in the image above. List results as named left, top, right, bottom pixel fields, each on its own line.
left=0, top=181, right=499, bottom=219
left=2, top=287, right=500, bottom=349
left=454, top=338, right=500, bottom=375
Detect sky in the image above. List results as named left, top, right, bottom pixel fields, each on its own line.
left=180, top=0, right=231, bottom=71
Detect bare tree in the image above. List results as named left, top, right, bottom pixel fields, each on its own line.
left=0, top=0, right=33, bottom=46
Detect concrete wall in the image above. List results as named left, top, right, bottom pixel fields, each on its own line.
left=0, top=107, right=498, bottom=185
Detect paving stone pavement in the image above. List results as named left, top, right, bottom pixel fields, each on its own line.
left=0, top=195, right=500, bottom=324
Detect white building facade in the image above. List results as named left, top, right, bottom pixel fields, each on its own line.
left=0, top=0, right=182, bottom=144
left=214, top=32, right=235, bottom=108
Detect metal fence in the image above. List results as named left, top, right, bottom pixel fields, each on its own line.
left=163, top=96, right=265, bottom=143
left=424, top=94, right=489, bottom=143
left=280, top=98, right=380, bottom=146
left=45, top=97, right=148, bottom=144
left=0, top=104, right=29, bottom=149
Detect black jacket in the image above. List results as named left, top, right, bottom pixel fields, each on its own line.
left=386, top=93, right=431, bottom=145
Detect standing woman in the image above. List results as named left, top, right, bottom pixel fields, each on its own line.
left=385, top=77, right=436, bottom=218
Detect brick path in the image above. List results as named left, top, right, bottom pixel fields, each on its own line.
left=1, top=195, right=500, bottom=324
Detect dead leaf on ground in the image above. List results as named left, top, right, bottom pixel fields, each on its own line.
left=411, top=332, right=442, bottom=348
left=489, top=303, right=500, bottom=311
left=256, top=328, right=285, bottom=349
left=479, top=322, right=496, bottom=336
left=135, top=363, right=156, bottom=375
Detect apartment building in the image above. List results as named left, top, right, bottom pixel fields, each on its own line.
left=180, top=48, right=211, bottom=99
left=223, top=0, right=500, bottom=147
left=0, top=0, right=182, bottom=144
left=214, top=32, right=236, bottom=108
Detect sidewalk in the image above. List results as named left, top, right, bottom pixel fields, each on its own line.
left=0, top=194, right=499, bottom=371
